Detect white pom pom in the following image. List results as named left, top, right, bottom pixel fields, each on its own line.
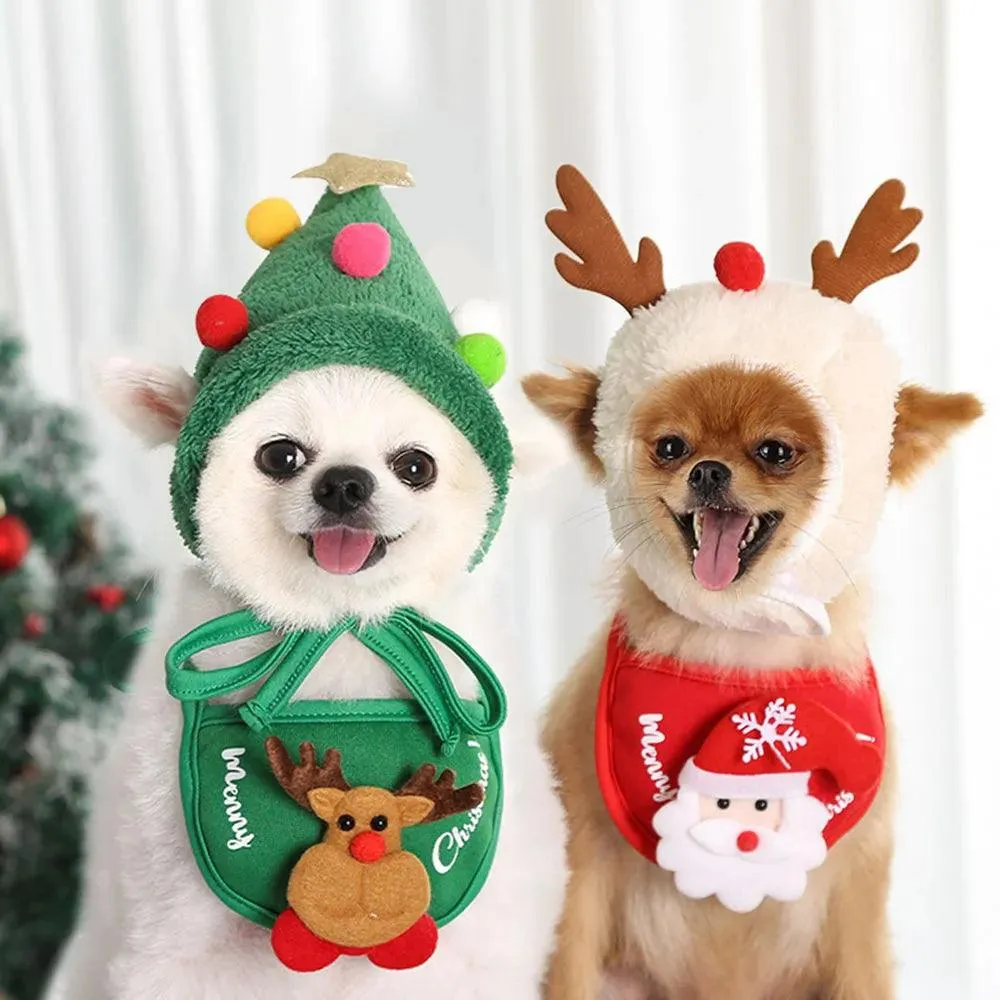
left=451, top=298, right=505, bottom=337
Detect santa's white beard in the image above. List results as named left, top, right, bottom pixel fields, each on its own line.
left=653, top=789, right=829, bottom=913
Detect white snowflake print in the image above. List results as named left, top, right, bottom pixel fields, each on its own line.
left=731, top=698, right=808, bottom=770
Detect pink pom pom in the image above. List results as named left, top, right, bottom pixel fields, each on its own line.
left=332, top=223, right=392, bottom=279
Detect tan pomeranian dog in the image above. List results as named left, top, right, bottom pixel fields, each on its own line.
left=523, top=166, right=982, bottom=1000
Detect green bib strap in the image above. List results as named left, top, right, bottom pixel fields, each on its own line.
left=236, top=622, right=355, bottom=734
left=352, top=621, right=464, bottom=753
left=165, top=609, right=288, bottom=702
left=393, top=609, right=506, bottom=738
left=164, top=607, right=507, bottom=753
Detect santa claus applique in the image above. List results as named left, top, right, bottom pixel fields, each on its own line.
left=652, top=697, right=884, bottom=913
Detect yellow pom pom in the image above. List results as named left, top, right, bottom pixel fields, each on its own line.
left=245, top=198, right=301, bottom=250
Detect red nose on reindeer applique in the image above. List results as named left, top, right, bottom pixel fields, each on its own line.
left=265, top=739, right=484, bottom=972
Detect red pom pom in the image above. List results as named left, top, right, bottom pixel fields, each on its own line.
left=87, top=584, right=127, bottom=612
left=271, top=909, right=343, bottom=972
left=368, top=914, right=439, bottom=970
left=195, top=295, right=250, bottom=350
left=0, top=514, right=31, bottom=572
left=22, top=612, right=47, bottom=639
left=713, top=242, right=765, bottom=292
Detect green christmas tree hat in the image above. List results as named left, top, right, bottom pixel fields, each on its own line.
left=171, top=153, right=512, bottom=565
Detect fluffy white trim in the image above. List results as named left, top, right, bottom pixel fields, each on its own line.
left=680, top=757, right=810, bottom=799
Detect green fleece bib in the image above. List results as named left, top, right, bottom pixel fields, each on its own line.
left=165, top=608, right=506, bottom=931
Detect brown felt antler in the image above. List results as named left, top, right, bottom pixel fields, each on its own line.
left=265, top=738, right=352, bottom=810
left=811, top=180, right=923, bottom=303
left=546, top=165, right=666, bottom=313
left=397, top=764, right=484, bottom=824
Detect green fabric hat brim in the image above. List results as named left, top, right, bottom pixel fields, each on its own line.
left=171, top=303, right=512, bottom=566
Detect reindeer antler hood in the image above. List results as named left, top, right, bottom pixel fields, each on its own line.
left=548, top=167, right=920, bottom=635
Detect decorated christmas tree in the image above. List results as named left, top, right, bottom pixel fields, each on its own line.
left=0, top=325, right=152, bottom=1000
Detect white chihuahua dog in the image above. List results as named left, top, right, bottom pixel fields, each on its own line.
left=46, top=153, right=567, bottom=999
left=46, top=363, right=565, bottom=1000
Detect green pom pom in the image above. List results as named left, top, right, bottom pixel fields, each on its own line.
left=456, top=333, right=506, bottom=388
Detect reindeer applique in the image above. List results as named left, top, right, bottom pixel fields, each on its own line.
left=264, top=737, right=484, bottom=972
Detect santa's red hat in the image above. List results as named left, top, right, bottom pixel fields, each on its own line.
left=680, top=696, right=883, bottom=800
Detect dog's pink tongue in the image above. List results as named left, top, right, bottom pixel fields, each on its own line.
left=311, top=527, right=377, bottom=575
left=693, top=509, right=752, bottom=591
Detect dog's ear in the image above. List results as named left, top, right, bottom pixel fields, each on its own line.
left=890, top=384, right=983, bottom=485
left=521, top=367, right=602, bottom=479
left=101, top=358, right=198, bottom=446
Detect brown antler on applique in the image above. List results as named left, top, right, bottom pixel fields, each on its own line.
left=396, top=763, right=484, bottom=823
left=811, top=180, right=923, bottom=303
left=265, top=738, right=352, bottom=809
left=546, top=165, right=666, bottom=313
left=265, top=738, right=483, bottom=824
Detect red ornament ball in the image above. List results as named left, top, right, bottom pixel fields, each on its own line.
left=331, top=223, right=392, bottom=279
left=0, top=514, right=31, bottom=572
left=196, top=294, right=250, bottom=351
left=22, top=612, right=47, bottom=639
left=713, top=242, right=765, bottom=292
left=87, top=584, right=127, bottom=612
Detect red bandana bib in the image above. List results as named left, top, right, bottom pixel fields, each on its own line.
left=595, top=618, right=886, bottom=912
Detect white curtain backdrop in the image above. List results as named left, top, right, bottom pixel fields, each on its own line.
left=1, top=2, right=997, bottom=997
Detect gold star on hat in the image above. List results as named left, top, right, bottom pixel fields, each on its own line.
left=294, top=153, right=414, bottom=195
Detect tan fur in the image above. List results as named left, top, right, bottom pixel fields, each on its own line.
left=890, top=385, right=983, bottom=485
left=543, top=571, right=896, bottom=1000
left=529, top=336, right=980, bottom=1000
left=630, top=365, right=830, bottom=594
left=522, top=367, right=603, bottom=479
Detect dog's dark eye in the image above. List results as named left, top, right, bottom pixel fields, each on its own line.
left=716, top=798, right=731, bottom=810
left=756, top=440, right=795, bottom=467
left=754, top=799, right=769, bottom=812
left=336, top=814, right=356, bottom=832
left=255, top=439, right=308, bottom=479
left=655, top=436, right=690, bottom=462
left=370, top=815, right=389, bottom=832
left=390, top=449, right=437, bottom=489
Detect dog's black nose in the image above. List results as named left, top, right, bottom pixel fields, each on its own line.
left=313, top=466, right=376, bottom=515
left=688, top=460, right=731, bottom=498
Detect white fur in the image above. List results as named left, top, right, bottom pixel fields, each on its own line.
left=594, top=282, right=900, bottom=635
left=101, top=358, right=199, bottom=447
left=196, top=367, right=495, bottom=629
left=47, top=364, right=566, bottom=1000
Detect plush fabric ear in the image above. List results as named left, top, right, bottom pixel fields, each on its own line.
left=890, top=384, right=983, bottom=485
left=521, top=367, right=602, bottom=479
left=396, top=795, right=435, bottom=827
left=100, top=358, right=197, bottom=446
left=306, top=787, right=348, bottom=822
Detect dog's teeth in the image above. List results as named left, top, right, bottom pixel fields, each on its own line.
left=693, top=511, right=703, bottom=545
left=751, top=515, right=760, bottom=531
left=739, top=539, right=748, bottom=550
left=692, top=547, right=700, bottom=559
left=743, top=515, right=760, bottom=546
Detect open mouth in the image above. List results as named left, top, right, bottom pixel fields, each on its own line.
left=304, top=526, right=399, bottom=575
left=670, top=506, right=784, bottom=591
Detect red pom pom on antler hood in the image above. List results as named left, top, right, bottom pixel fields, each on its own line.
left=714, top=242, right=765, bottom=292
